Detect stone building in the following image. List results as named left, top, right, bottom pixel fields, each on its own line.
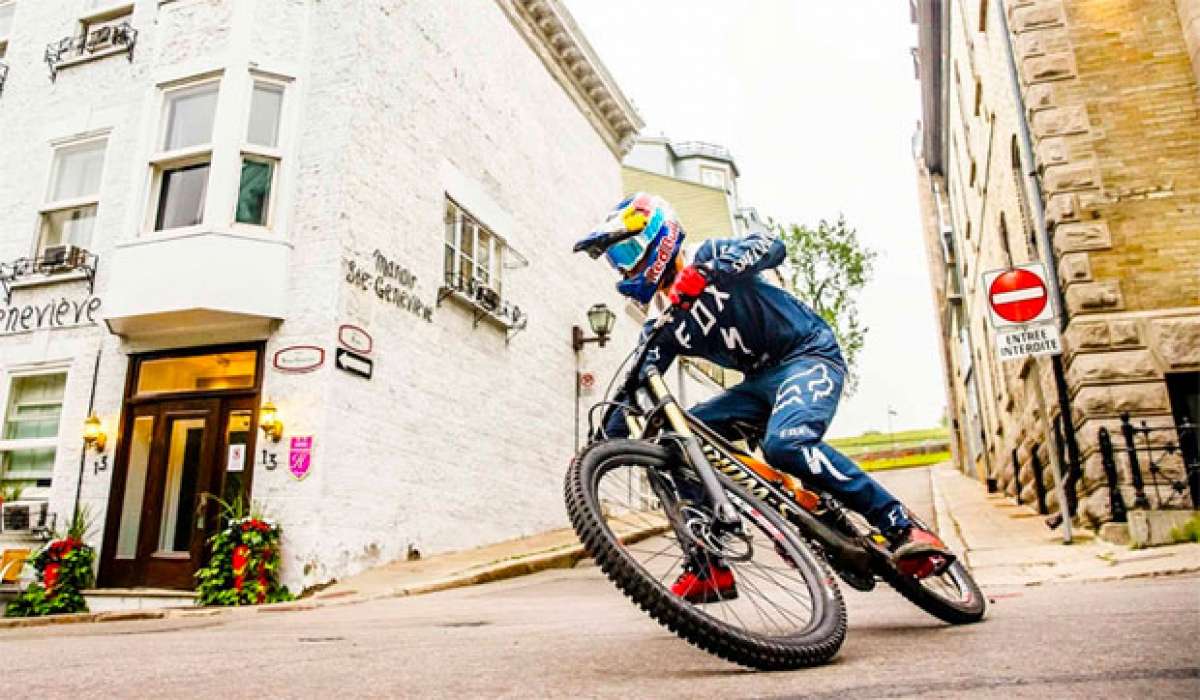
left=0, top=0, right=644, bottom=598
left=913, top=0, right=1200, bottom=527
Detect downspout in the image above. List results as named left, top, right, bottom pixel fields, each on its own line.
left=71, top=346, right=103, bottom=524
left=995, top=0, right=1081, bottom=540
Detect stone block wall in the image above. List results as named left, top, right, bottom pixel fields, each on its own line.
left=920, top=1, right=1200, bottom=529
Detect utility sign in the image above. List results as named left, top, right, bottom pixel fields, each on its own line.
left=335, top=348, right=373, bottom=379
left=996, top=325, right=1062, bottom=360
left=983, top=263, right=1055, bottom=328
left=983, top=263, right=1062, bottom=361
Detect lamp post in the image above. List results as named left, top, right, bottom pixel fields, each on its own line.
left=573, top=303, right=617, bottom=452
left=572, top=303, right=617, bottom=352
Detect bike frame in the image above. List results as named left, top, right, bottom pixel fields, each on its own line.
left=611, top=313, right=884, bottom=580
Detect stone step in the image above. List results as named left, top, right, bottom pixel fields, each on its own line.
left=82, top=588, right=195, bottom=612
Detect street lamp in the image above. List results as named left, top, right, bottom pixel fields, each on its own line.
left=572, top=303, right=617, bottom=352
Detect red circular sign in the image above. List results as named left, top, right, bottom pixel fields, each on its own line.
left=579, top=372, right=596, bottom=389
left=989, top=268, right=1048, bottom=323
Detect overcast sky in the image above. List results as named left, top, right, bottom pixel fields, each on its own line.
left=564, top=0, right=942, bottom=438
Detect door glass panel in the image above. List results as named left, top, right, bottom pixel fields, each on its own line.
left=136, top=351, right=257, bottom=396
left=115, top=416, right=153, bottom=559
left=157, top=418, right=205, bottom=554
left=222, top=411, right=252, bottom=510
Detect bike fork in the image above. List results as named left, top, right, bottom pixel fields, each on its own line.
left=645, top=368, right=740, bottom=528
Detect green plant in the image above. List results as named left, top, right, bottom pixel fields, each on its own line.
left=1169, top=514, right=1200, bottom=544
left=194, top=494, right=293, bottom=607
left=0, top=482, right=25, bottom=502
left=778, top=215, right=876, bottom=395
left=4, top=507, right=96, bottom=618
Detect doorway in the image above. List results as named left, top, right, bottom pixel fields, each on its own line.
left=99, top=345, right=263, bottom=590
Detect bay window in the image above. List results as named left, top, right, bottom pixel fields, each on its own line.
left=236, top=81, right=284, bottom=227
left=38, top=139, right=106, bottom=256
left=151, top=81, right=218, bottom=231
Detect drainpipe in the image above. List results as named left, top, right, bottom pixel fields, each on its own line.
left=71, top=346, right=103, bottom=525
left=996, top=0, right=1080, bottom=542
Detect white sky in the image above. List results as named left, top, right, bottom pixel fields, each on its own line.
left=564, top=0, right=944, bottom=438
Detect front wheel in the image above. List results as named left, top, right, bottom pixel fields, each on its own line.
left=565, top=439, right=847, bottom=670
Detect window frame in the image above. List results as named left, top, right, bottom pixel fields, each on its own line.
left=0, top=1, right=14, bottom=53
left=0, top=367, right=70, bottom=497
left=146, top=78, right=221, bottom=234
left=444, top=198, right=506, bottom=298
left=699, top=165, right=726, bottom=190
left=233, top=77, right=287, bottom=230
left=36, top=136, right=108, bottom=257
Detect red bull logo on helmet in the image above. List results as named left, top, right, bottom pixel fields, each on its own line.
left=644, top=221, right=680, bottom=286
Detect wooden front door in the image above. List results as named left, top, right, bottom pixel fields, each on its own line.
left=99, top=344, right=263, bottom=590
left=101, top=399, right=220, bottom=590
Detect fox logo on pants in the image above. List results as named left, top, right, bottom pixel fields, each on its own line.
left=773, top=363, right=835, bottom=413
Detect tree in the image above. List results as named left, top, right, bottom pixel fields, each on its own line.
left=777, top=215, right=876, bottom=394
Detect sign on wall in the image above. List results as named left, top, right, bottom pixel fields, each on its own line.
left=0, top=295, right=101, bottom=335
left=343, top=250, right=434, bottom=323
left=335, top=347, right=373, bottom=379
left=982, top=263, right=1062, bottom=361
left=273, top=345, right=326, bottom=373
left=338, top=324, right=373, bottom=354
left=289, top=436, right=313, bottom=480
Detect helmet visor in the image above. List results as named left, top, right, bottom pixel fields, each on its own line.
left=604, top=232, right=650, bottom=272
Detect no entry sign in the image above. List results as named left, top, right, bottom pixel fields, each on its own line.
left=982, top=263, right=1061, bottom=361
left=982, top=263, right=1056, bottom=329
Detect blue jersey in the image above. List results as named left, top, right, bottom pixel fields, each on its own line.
left=643, top=231, right=845, bottom=376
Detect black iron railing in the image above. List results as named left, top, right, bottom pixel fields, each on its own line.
left=437, top=272, right=528, bottom=343
left=45, top=21, right=137, bottom=81
left=0, top=247, right=98, bottom=303
left=1096, top=413, right=1199, bottom=522
left=0, top=62, right=8, bottom=96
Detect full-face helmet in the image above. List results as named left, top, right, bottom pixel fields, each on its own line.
left=573, top=192, right=685, bottom=304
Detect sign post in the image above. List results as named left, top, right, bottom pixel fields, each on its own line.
left=982, top=262, right=1072, bottom=542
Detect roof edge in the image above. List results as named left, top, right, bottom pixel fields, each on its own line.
left=496, top=0, right=645, bottom=157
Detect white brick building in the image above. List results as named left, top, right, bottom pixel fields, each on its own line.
left=0, top=0, right=645, bottom=594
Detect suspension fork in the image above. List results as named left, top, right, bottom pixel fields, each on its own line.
left=645, top=368, right=740, bottom=528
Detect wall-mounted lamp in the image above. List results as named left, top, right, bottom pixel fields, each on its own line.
left=259, top=401, right=283, bottom=443
left=82, top=415, right=106, bottom=453
left=572, top=303, right=617, bottom=352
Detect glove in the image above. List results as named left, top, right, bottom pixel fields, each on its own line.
left=668, top=265, right=710, bottom=308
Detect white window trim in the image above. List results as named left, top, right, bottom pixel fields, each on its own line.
left=34, top=135, right=109, bottom=258
left=0, top=1, right=14, bottom=48
left=232, top=73, right=290, bottom=232
left=445, top=198, right=506, bottom=293
left=145, top=78, right=221, bottom=233
left=80, top=1, right=134, bottom=26
left=0, top=366, right=70, bottom=492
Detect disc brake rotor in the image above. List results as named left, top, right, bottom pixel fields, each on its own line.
left=678, top=504, right=754, bottom=562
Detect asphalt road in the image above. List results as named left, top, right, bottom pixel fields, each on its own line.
left=3, top=569, right=1198, bottom=698
left=4, top=469, right=1198, bottom=698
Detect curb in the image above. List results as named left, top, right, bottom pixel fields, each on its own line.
left=928, top=467, right=969, bottom=563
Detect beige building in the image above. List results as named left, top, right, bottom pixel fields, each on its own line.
left=913, top=0, right=1200, bottom=527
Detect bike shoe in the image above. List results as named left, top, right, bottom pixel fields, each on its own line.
left=671, top=561, right=738, bottom=604
left=889, top=526, right=956, bottom=579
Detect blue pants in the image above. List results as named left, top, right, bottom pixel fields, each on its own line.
left=690, top=357, right=910, bottom=534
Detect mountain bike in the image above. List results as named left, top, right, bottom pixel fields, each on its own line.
left=564, top=302, right=985, bottom=671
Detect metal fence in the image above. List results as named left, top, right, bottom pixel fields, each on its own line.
left=1096, top=412, right=1199, bottom=522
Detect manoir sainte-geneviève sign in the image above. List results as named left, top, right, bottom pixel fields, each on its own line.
left=0, top=295, right=101, bottom=335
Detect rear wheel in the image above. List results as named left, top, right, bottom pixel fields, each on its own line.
left=881, top=554, right=986, bottom=624
left=565, top=439, right=847, bottom=670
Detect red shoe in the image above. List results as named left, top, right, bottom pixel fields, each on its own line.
left=671, top=561, right=738, bottom=604
left=890, top=527, right=956, bottom=579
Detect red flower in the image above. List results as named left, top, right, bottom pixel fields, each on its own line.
left=43, top=563, right=61, bottom=592
left=232, top=544, right=251, bottom=592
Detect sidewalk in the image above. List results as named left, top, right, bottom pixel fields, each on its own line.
left=929, top=463, right=1200, bottom=587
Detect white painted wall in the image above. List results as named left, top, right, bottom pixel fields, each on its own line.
left=0, top=0, right=638, bottom=593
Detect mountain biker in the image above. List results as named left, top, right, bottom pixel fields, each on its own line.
left=574, top=192, right=952, bottom=604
